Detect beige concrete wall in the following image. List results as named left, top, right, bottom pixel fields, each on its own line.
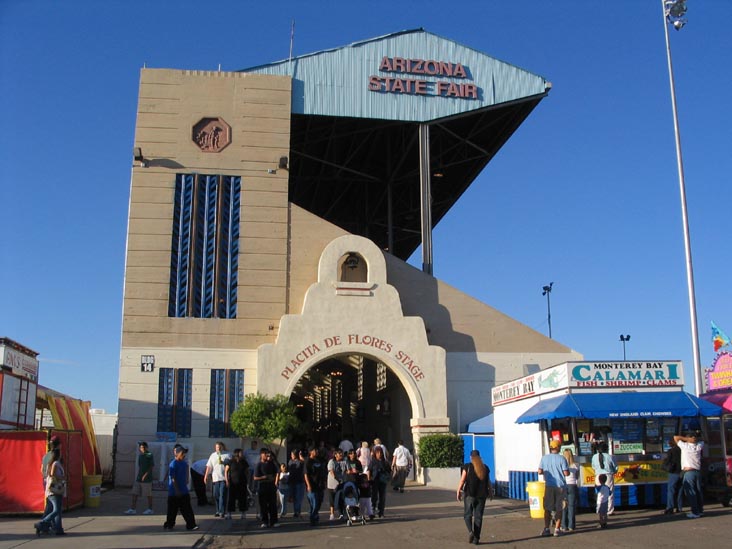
left=122, top=69, right=292, bottom=350
left=116, top=346, right=257, bottom=485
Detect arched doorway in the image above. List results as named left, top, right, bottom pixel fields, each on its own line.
left=289, top=354, right=410, bottom=451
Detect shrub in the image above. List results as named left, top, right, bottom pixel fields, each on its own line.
left=417, top=434, right=464, bottom=467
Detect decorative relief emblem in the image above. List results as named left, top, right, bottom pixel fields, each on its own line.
left=192, top=117, right=231, bottom=153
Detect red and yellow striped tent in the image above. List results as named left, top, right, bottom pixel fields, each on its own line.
left=37, top=386, right=101, bottom=476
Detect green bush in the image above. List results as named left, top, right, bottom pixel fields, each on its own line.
left=417, top=434, right=464, bottom=468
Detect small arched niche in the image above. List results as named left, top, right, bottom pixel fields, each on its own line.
left=338, top=252, right=367, bottom=283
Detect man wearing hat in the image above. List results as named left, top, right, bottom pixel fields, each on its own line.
left=537, top=440, right=569, bottom=537
left=125, top=441, right=154, bottom=515
left=163, top=445, right=199, bottom=531
left=457, top=449, right=493, bottom=545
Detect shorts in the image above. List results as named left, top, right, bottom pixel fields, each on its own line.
left=131, top=481, right=152, bottom=498
left=327, top=488, right=338, bottom=507
left=543, top=486, right=566, bottom=514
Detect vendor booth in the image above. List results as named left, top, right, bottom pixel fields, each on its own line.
left=493, top=361, right=722, bottom=508
left=700, top=352, right=732, bottom=506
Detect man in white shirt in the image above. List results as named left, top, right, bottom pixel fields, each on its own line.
left=204, top=442, right=232, bottom=519
left=674, top=432, right=705, bottom=518
left=391, top=440, right=413, bottom=493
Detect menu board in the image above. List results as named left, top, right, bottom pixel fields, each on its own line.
left=611, top=419, right=643, bottom=446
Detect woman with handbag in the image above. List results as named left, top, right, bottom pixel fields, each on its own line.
left=35, top=448, right=65, bottom=535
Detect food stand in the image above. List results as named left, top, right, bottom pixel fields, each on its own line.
left=700, top=352, right=732, bottom=506
left=493, top=361, right=722, bottom=508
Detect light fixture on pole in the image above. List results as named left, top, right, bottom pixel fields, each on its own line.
left=542, top=282, right=553, bottom=339
left=620, top=334, right=631, bottom=361
left=661, top=0, right=702, bottom=396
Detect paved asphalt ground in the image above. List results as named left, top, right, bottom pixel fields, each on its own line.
left=1, top=484, right=730, bottom=548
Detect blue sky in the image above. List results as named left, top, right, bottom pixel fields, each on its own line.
left=2, top=1, right=731, bottom=414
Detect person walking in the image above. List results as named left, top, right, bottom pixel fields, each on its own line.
left=663, top=438, right=683, bottom=514
left=276, top=462, right=290, bottom=517
left=537, top=440, right=569, bottom=537
left=561, top=448, right=579, bottom=532
left=163, top=445, right=199, bottom=531
left=356, top=441, right=371, bottom=470
left=225, top=449, right=249, bottom=519
left=591, top=442, right=617, bottom=515
left=34, top=448, right=65, bottom=536
left=674, top=432, right=705, bottom=518
left=205, top=441, right=232, bottom=519
left=287, top=449, right=306, bottom=518
left=326, top=448, right=346, bottom=520
left=125, top=441, right=154, bottom=515
left=40, top=435, right=61, bottom=519
left=457, top=449, right=493, bottom=545
left=391, top=440, right=413, bottom=493
left=304, top=446, right=325, bottom=527
left=368, top=445, right=391, bottom=518
left=253, top=448, right=279, bottom=528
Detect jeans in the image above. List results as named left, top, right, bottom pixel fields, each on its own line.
left=463, top=495, right=487, bottom=541
left=213, top=481, right=228, bottom=515
left=40, top=494, right=63, bottom=533
left=682, top=470, right=704, bottom=515
left=278, top=485, right=289, bottom=515
left=290, top=482, right=305, bottom=516
left=307, top=488, right=323, bottom=525
left=562, top=484, right=578, bottom=530
left=666, top=473, right=683, bottom=511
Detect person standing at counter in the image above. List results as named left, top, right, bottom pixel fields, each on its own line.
left=662, top=439, right=683, bottom=515
left=561, top=448, right=579, bottom=532
left=537, top=440, right=569, bottom=537
left=673, top=432, right=704, bottom=519
left=591, top=443, right=617, bottom=515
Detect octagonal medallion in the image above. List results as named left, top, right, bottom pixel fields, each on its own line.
left=192, top=117, right=231, bottom=153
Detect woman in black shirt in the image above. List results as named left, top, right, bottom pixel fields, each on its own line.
left=456, top=449, right=493, bottom=545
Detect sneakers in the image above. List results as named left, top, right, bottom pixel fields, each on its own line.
left=124, top=508, right=137, bottom=515
left=553, top=529, right=562, bottom=537
left=540, top=528, right=551, bottom=537
left=329, top=514, right=335, bottom=521
left=143, top=508, right=153, bottom=515
left=686, top=512, right=701, bottom=519
left=214, top=512, right=221, bottom=518
left=186, top=525, right=200, bottom=531
left=260, top=523, right=268, bottom=528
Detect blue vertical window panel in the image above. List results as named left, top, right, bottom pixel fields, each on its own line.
left=169, top=173, right=239, bottom=319
left=228, top=369, right=244, bottom=419
left=193, top=175, right=218, bottom=318
left=168, top=175, right=194, bottom=317
left=209, top=369, right=226, bottom=437
left=175, top=368, right=193, bottom=437
left=157, top=368, right=175, bottom=432
left=217, top=177, right=240, bottom=319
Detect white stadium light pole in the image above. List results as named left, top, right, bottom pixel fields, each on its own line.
left=661, top=0, right=702, bottom=396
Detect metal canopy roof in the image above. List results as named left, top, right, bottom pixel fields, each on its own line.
left=243, top=29, right=550, bottom=260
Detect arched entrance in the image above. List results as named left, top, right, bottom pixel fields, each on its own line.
left=257, top=235, right=450, bottom=450
left=289, top=354, right=410, bottom=449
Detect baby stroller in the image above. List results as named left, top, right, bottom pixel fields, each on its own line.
left=342, top=481, right=366, bottom=526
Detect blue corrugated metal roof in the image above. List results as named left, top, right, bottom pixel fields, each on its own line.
left=242, top=29, right=549, bottom=122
